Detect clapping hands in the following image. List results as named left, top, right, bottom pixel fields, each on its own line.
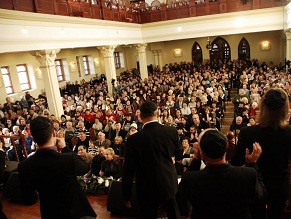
left=123, top=200, right=132, bottom=209
left=245, top=142, right=262, bottom=163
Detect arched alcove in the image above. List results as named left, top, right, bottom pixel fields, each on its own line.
left=209, top=37, right=231, bottom=62
left=192, top=41, right=203, bottom=63
left=238, top=37, right=250, bottom=60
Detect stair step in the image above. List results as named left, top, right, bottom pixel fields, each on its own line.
left=223, top=117, right=234, bottom=120
left=219, top=88, right=237, bottom=133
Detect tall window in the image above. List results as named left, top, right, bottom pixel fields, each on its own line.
left=209, top=37, right=231, bottom=62
left=16, top=64, right=31, bottom=91
left=83, top=56, right=90, bottom=75
left=192, top=42, right=203, bottom=63
left=55, top=59, right=65, bottom=82
left=114, top=52, right=121, bottom=69
left=114, top=52, right=125, bottom=69
left=0, top=66, right=14, bottom=95
left=238, top=37, right=250, bottom=60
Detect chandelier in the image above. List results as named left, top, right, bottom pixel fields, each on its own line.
left=206, top=37, right=212, bottom=51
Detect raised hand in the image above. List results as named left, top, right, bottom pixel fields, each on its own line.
left=245, top=142, right=262, bottom=163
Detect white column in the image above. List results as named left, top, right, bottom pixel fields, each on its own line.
left=136, top=44, right=148, bottom=80
left=158, top=50, right=163, bottom=68
left=286, top=31, right=291, bottom=61
left=97, top=46, right=117, bottom=94
left=31, top=49, right=64, bottom=119
left=153, top=50, right=159, bottom=68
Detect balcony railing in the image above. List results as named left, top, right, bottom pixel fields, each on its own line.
left=0, top=0, right=286, bottom=24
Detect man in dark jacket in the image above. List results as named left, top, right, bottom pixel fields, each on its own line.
left=181, top=129, right=266, bottom=219
left=18, top=116, right=96, bottom=219
left=122, top=101, right=181, bottom=219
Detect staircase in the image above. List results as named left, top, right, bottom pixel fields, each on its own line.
left=220, top=89, right=237, bottom=135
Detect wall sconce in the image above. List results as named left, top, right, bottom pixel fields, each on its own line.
left=69, top=62, right=77, bottom=72
left=173, top=48, right=182, bottom=57
left=35, top=67, right=43, bottom=79
left=260, top=41, right=271, bottom=51
left=94, top=58, right=100, bottom=68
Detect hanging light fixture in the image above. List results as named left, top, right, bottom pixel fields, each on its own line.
left=206, top=37, right=212, bottom=51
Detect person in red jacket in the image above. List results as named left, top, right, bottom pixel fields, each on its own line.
left=82, top=109, right=95, bottom=129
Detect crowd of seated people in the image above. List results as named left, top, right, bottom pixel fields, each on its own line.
left=0, top=58, right=289, bottom=177
left=228, top=60, right=291, bottom=145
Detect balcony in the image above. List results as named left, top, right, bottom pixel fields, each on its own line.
left=0, top=0, right=287, bottom=24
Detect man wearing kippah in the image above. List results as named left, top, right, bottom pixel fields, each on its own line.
left=122, top=101, right=182, bottom=219
left=181, top=129, right=266, bottom=219
left=18, top=116, right=96, bottom=219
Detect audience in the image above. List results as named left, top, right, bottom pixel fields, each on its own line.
left=1, top=58, right=291, bottom=217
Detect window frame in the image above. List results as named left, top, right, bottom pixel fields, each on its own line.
left=0, top=66, right=14, bottom=95
left=114, top=52, right=121, bottom=69
left=16, top=64, right=31, bottom=91
left=55, top=59, right=66, bottom=82
left=82, top=56, right=91, bottom=76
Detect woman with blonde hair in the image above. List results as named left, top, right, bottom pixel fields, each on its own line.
left=231, top=88, right=291, bottom=219
left=111, top=136, right=126, bottom=157
left=99, top=148, right=121, bottom=180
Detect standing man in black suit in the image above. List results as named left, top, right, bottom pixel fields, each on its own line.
left=0, top=142, right=7, bottom=219
left=18, top=116, right=97, bottom=219
left=122, top=101, right=181, bottom=219
left=181, top=129, right=266, bottom=219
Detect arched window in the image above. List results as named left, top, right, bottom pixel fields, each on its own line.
left=209, top=37, right=231, bottom=62
left=192, top=42, right=203, bottom=63
left=238, top=37, right=250, bottom=60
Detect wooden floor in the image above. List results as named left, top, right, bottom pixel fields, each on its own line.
left=2, top=193, right=192, bottom=218
left=3, top=192, right=291, bottom=219
left=2, top=193, right=142, bottom=219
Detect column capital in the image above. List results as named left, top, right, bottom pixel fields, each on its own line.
left=157, top=50, right=162, bottom=55
left=136, top=44, right=147, bottom=53
left=30, top=49, right=60, bottom=66
left=97, top=45, right=117, bottom=58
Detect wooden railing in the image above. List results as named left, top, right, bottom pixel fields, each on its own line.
left=0, top=135, right=28, bottom=162
left=0, top=0, right=286, bottom=24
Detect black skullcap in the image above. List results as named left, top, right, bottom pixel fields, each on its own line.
left=140, top=101, right=158, bottom=117
left=264, top=89, right=286, bottom=110
left=30, top=116, right=53, bottom=136
left=176, top=123, right=184, bottom=130
left=200, top=129, right=227, bottom=159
